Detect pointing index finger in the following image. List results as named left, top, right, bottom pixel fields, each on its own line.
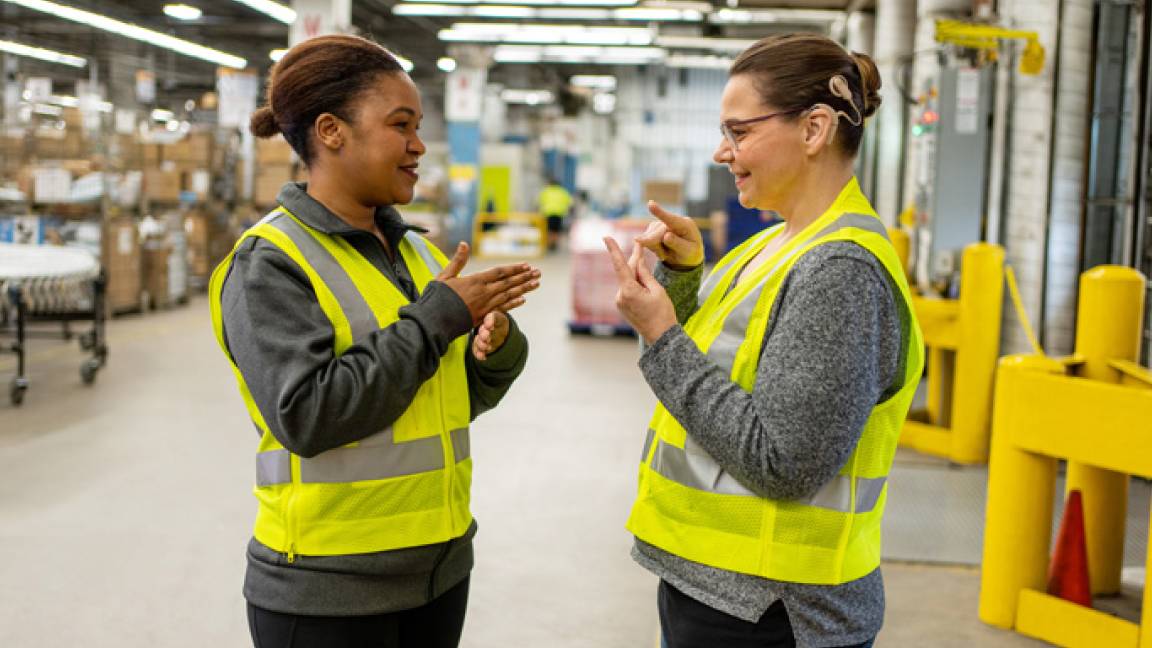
left=603, top=237, right=636, bottom=285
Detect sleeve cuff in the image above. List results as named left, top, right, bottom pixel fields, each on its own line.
left=401, top=281, right=474, bottom=343
left=474, top=314, right=527, bottom=372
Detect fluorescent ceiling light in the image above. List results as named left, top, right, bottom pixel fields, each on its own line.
left=2, top=0, right=247, bottom=68
left=394, top=3, right=700, bottom=21
left=396, top=55, right=414, bottom=72
left=32, top=103, right=63, bottom=116
left=665, top=53, right=732, bottom=69
left=440, top=23, right=653, bottom=46
left=500, top=89, right=554, bottom=105
left=409, top=0, right=636, bottom=4
left=152, top=109, right=176, bottom=121
left=0, top=38, right=86, bottom=67
left=708, top=8, right=841, bottom=24
left=494, top=44, right=664, bottom=65
left=163, top=4, right=202, bottom=20
left=230, top=0, right=295, bottom=23
left=270, top=48, right=287, bottom=61
left=437, top=56, right=457, bottom=72
left=49, top=94, right=79, bottom=107
left=570, top=74, right=616, bottom=90
left=592, top=93, right=616, bottom=114
left=656, top=35, right=753, bottom=52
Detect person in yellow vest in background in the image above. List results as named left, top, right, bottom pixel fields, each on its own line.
left=208, top=35, right=541, bottom=648
left=605, top=34, right=924, bottom=648
left=538, top=176, right=573, bottom=252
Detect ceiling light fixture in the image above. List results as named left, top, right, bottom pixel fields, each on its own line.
left=395, top=55, right=414, bottom=72
left=707, top=8, right=842, bottom=24
left=393, top=3, right=701, bottom=21
left=665, top=53, right=733, bottom=69
left=1, top=0, right=247, bottom=68
left=163, top=4, right=202, bottom=21
left=230, top=0, right=295, bottom=23
left=570, top=75, right=616, bottom=90
left=493, top=44, right=663, bottom=65
left=0, top=38, right=86, bottom=67
left=409, top=0, right=636, bottom=4
left=500, top=89, right=554, bottom=105
left=440, top=23, right=653, bottom=46
left=655, top=35, right=753, bottom=52
left=437, top=57, right=457, bottom=72
left=269, top=48, right=287, bottom=62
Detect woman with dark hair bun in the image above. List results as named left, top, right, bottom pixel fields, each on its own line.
left=209, top=34, right=540, bottom=648
left=606, top=33, right=924, bottom=647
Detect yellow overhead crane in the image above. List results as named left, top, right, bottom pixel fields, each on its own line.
left=935, top=19, right=1046, bottom=75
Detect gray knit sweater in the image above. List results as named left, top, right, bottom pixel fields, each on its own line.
left=632, top=241, right=908, bottom=648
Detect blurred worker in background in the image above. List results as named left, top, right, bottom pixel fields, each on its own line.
left=538, top=176, right=573, bottom=251
left=605, top=33, right=925, bottom=648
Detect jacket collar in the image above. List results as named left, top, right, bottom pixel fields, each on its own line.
left=275, top=182, right=427, bottom=240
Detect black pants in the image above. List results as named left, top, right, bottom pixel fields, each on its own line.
left=658, top=580, right=875, bottom=648
left=247, top=577, right=469, bottom=648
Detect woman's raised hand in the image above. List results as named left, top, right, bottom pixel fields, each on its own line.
left=437, top=242, right=541, bottom=326
left=633, top=200, right=704, bottom=270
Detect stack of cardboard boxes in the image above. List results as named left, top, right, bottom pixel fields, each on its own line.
left=254, top=137, right=296, bottom=206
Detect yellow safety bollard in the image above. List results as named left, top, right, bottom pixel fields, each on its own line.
left=889, top=227, right=911, bottom=280
left=979, top=354, right=1065, bottom=629
left=950, top=243, right=1005, bottom=463
left=1066, top=266, right=1146, bottom=596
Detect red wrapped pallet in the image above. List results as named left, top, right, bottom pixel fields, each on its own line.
left=568, top=218, right=655, bottom=335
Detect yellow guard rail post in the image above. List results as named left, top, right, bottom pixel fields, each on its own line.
left=901, top=242, right=1005, bottom=464
left=979, top=265, right=1152, bottom=648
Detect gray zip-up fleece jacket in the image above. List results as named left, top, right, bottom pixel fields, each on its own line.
left=219, top=183, right=528, bottom=616
left=633, top=242, right=910, bottom=648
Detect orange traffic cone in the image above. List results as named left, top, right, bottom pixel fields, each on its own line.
left=1047, top=489, right=1092, bottom=607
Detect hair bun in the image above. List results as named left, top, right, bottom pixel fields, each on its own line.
left=249, top=105, right=280, bottom=138
left=851, top=51, right=882, bottom=118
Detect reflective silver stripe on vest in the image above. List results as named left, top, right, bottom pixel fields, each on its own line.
left=641, top=428, right=656, bottom=463
left=648, top=431, right=887, bottom=513
left=451, top=428, right=471, bottom=463
left=265, top=213, right=378, bottom=342
left=256, top=450, right=292, bottom=486
left=697, top=227, right=778, bottom=302
left=299, top=428, right=445, bottom=483
left=704, top=213, right=887, bottom=375
left=404, top=232, right=444, bottom=273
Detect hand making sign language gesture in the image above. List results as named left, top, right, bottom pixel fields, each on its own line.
left=436, top=241, right=541, bottom=360
left=604, top=200, right=704, bottom=344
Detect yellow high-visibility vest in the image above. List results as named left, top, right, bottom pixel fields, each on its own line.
left=209, top=208, right=473, bottom=560
left=627, top=178, right=925, bottom=585
left=538, top=184, right=572, bottom=216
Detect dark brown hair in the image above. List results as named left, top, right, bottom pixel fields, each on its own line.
left=731, top=33, right=881, bottom=156
left=250, top=35, right=405, bottom=164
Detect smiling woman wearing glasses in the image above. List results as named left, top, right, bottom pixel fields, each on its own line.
left=605, top=33, right=925, bottom=648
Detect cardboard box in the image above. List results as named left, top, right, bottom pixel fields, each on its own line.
left=254, top=164, right=294, bottom=206
left=142, top=244, right=171, bottom=309
left=145, top=168, right=182, bottom=203
left=184, top=210, right=212, bottom=278
left=163, top=133, right=212, bottom=165
left=256, top=137, right=295, bottom=165
left=103, top=217, right=141, bottom=313
left=32, top=167, right=72, bottom=203
left=643, top=180, right=683, bottom=207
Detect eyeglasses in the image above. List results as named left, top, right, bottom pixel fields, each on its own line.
left=719, top=108, right=804, bottom=152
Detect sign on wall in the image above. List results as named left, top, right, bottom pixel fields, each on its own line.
left=290, top=0, right=352, bottom=45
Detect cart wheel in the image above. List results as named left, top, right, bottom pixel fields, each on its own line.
left=9, top=378, right=27, bottom=406
left=80, top=359, right=100, bottom=385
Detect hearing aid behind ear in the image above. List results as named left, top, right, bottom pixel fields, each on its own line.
left=828, top=75, right=863, bottom=127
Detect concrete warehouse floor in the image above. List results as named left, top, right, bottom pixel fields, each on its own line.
left=0, top=250, right=1076, bottom=647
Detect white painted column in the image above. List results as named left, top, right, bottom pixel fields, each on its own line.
left=998, top=0, right=1060, bottom=355
left=872, top=0, right=917, bottom=226
left=1042, top=0, right=1095, bottom=355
